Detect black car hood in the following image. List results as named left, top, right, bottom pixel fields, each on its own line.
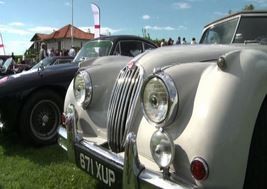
left=0, top=63, right=78, bottom=97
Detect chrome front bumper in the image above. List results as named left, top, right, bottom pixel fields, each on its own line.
left=58, top=126, right=68, bottom=151
left=0, top=111, right=4, bottom=130
left=58, top=125, right=193, bottom=189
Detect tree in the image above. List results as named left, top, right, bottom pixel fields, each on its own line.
left=142, top=28, right=151, bottom=40
left=243, top=4, right=255, bottom=11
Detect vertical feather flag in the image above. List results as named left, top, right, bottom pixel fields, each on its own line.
left=91, top=3, right=100, bottom=38
left=0, top=33, right=5, bottom=55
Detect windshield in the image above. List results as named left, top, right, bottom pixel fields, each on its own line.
left=31, top=57, right=54, bottom=69
left=2, top=58, right=14, bottom=71
left=200, top=17, right=239, bottom=44
left=73, top=40, right=113, bottom=62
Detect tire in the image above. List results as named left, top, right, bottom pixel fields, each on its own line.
left=244, top=96, right=267, bottom=189
left=19, top=90, right=63, bottom=145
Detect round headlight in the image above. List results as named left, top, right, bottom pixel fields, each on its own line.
left=73, top=71, right=92, bottom=109
left=150, top=129, right=175, bottom=168
left=143, top=77, right=169, bottom=123
left=142, top=72, right=178, bottom=127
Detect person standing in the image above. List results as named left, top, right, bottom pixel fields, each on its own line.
left=176, top=36, right=181, bottom=45
left=68, top=46, right=76, bottom=57
left=160, top=39, right=166, bottom=47
left=191, top=37, right=197, bottom=44
left=39, top=42, right=48, bottom=61
left=181, top=37, right=187, bottom=45
left=167, top=38, right=174, bottom=45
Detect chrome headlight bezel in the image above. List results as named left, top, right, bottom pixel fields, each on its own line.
left=73, top=70, right=93, bottom=109
left=141, top=71, right=178, bottom=127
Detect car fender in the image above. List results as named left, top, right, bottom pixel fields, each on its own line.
left=136, top=49, right=267, bottom=188
left=178, top=49, right=267, bottom=188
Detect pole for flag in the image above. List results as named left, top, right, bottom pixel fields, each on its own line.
left=71, top=0, right=74, bottom=47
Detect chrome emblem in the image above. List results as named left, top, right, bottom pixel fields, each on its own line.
left=127, top=60, right=136, bottom=70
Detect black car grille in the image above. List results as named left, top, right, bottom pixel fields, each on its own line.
left=107, top=65, right=142, bottom=153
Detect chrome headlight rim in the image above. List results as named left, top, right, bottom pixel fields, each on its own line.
left=141, top=72, right=179, bottom=128
left=73, top=70, right=93, bottom=109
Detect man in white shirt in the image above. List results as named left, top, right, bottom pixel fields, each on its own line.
left=68, top=46, right=76, bottom=57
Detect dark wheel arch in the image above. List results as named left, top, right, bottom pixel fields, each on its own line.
left=244, top=95, right=267, bottom=188
left=19, top=89, right=63, bottom=145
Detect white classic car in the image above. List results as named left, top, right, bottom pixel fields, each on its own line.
left=58, top=11, right=267, bottom=188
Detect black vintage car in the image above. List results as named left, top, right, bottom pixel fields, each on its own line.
left=0, top=56, right=74, bottom=79
left=0, top=35, right=157, bottom=145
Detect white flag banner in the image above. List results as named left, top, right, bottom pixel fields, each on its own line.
left=91, top=3, right=100, bottom=38
left=0, top=33, right=5, bottom=55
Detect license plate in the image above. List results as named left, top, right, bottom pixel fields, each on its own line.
left=74, top=144, right=122, bottom=188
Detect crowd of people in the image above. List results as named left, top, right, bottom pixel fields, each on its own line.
left=39, top=42, right=76, bottom=61
left=159, top=36, right=197, bottom=47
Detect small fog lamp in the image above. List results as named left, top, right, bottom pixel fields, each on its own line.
left=150, top=129, right=175, bottom=168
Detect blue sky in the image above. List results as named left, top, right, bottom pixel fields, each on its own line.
left=0, top=0, right=266, bottom=55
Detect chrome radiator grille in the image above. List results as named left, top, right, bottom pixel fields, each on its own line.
left=107, top=65, right=142, bottom=153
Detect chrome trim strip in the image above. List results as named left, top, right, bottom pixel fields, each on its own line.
left=80, top=139, right=124, bottom=166
left=0, top=112, right=4, bottom=129
left=65, top=104, right=77, bottom=162
left=230, top=15, right=241, bottom=43
left=139, top=169, right=193, bottom=189
left=123, top=132, right=144, bottom=188
left=58, top=126, right=68, bottom=151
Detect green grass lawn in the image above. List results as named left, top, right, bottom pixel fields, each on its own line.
left=0, top=132, right=99, bottom=189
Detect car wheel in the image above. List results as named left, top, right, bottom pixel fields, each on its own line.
left=19, top=90, right=63, bottom=145
left=243, top=96, right=267, bottom=188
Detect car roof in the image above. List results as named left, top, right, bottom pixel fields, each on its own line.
left=204, top=10, right=267, bottom=28
left=50, top=56, right=74, bottom=60
left=90, top=35, right=157, bottom=46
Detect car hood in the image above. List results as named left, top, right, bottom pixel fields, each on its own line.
left=0, top=63, right=78, bottom=97
left=136, top=44, right=258, bottom=72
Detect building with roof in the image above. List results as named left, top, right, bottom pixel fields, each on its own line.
left=27, top=24, right=95, bottom=57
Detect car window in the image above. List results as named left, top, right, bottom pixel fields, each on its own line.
left=233, top=16, right=267, bottom=43
left=1, top=58, right=14, bottom=72
left=31, top=57, right=54, bottom=69
left=144, top=42, right=156, bottom=50
left=114, top=43, right=121, bottom=56
left=73, top=40, right=113, bottom=62
left=118, top=40, right=143, bottom=57
left=201, top=17, right=238, bottom=44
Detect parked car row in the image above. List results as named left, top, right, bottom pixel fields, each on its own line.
left=0, top=35, right=157, bottom=144
left=57, top=11, right=267, bottom=189
left=2, top=10, right=267, bottom=189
